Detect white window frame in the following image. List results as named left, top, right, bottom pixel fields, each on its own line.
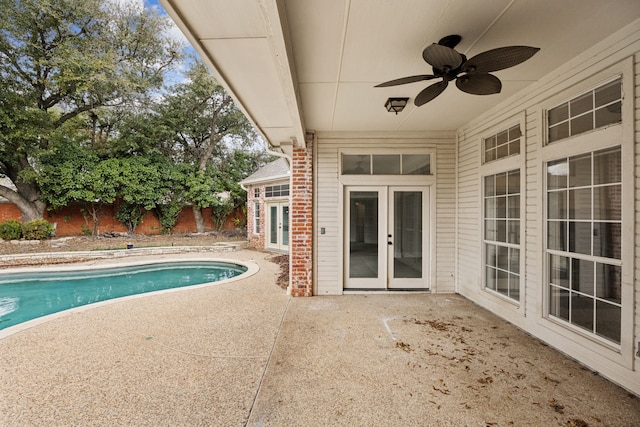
left=538, top=58, right=634, bottom=368
left=479, top=113, right=526, bottom=309
left=253, top=201, right=260, bottom=235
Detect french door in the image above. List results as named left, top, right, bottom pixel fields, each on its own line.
left=266, top=202, right=289, bottom=251
left=345, top=186, right=429, bottom=290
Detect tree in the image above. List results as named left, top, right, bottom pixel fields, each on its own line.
left=38, top=142, right=118, bottom=235
left=156, top=60, right=255, bottom=232
left=0, top=0, right=182, bottom=221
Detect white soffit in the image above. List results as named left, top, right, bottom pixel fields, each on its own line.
left=160, top=0, right=305, bottom=149
left=164, top=0, right=640, bottom=137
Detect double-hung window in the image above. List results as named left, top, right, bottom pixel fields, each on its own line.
left=544, top=76, right=624, bottom=345
left=482, top=123, right=523, bottom=302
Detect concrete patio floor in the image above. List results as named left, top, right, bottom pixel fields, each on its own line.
left=0, top=249, right=638, bottom=426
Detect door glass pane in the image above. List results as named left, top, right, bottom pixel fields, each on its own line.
left=393, top=191, right=422, bottom=279
left=269, top=206, right=278, bottom=244
left=281, top=205, right=289, bottom=246
left=349, top=192, right=378, bottom=278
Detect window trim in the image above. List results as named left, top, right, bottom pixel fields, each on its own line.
left=545, top=76, right=622, bottom=145
left=478, top=114, right=526, bottom=309
left=253, top=201, right=261, bottom=235
left=338, top=148, right=436, bottom=186
left=265, top=184, right=290, bottom=198
left=538, top=57, right=634, bottom=368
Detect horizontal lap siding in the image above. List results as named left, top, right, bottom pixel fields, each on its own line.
left=315, top=145, right=340, bottom=295
left=435, top=143, right=456, bottom=292
left=456, top=23, right=640, bottom=395
left=635, top=52, right=640, bottom=352
left=456, top=132, right=481, bottom=297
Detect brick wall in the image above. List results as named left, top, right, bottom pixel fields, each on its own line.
left=0, top=203, right=21, bottom=223
left=0, top=202, right=243, bottom=236
left=290, top=142, right=313, bottom=296
left=247, top=185, right=266, bottom=250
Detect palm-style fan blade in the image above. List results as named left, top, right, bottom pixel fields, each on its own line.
left=438, top=34, right=461, bottom=49
left=374, top=74, right=437, bottom=87
left=456, top=73, right=502, bottom=95
left=462, top=46, right=540, bottom=74
left=422, top=44, right=463, bottom=71
left=415, top=80, right=448, bottom=106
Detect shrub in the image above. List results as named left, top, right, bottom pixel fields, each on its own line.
left=0, top=220, right=23, bottom=240
left=21, top=219, right=55, bottom=240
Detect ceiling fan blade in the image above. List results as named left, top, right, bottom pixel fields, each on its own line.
left=374, top=74, right=437, bottom=87
left=456, top=73, right=502, bottom=95
left=415, top=80, right=448, bottom=106
left=438, top=34, right=461, bottom=49
left=422, top=44, right=463, bottom=71
left=462, top=46, right=540, bottom=74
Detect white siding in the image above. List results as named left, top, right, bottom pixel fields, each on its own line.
left=634, top=51, right=640, bottom=369
left=314, top=134, right=456, bottom=295
left=456, top=21, right=640, bottom=395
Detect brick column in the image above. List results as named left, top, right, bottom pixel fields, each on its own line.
left=290, top=141, right=313, bottom=296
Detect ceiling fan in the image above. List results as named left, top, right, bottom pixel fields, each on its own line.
left=375, top=35, right=540, bottom=106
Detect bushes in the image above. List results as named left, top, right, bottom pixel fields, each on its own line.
left=0, top=219, right=55, bottom=240
left=22, top=219, right=55, bottom=240
left=0, top=220, right=22, bottom=240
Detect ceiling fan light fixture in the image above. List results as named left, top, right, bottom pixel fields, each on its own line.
left=384, top=97, right=409, bottom=114
left=375, top=35, right=540, bottom=105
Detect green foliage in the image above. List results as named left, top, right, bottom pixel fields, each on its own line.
left=21, top=219, right=54, bottom=240
left=0, top=0, right=183, bottom=220
left=211, top=199, right=235, bottom=231
left=0, top=220, right=22, bottom=240
left=115, top=201, right=146, bottom=235
left=154, top=200, right=184, bottom=234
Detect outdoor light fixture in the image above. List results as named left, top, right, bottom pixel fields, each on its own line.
left=384, top=97, right=409, bottom=114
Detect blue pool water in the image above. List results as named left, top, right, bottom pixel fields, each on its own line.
left=0, top=261, right=247, bottom=330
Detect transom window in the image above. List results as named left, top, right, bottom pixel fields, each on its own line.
left=547, top=78, right=622, bottom=143
left=265, top=184, right=289, bottom=198
left=483, top=125, right=521, bottom=163
left=342, top=154, right=431, bottom=175
left=546, top=147, right=622, bottom=344
left=484, top=170, right=520, bottom=301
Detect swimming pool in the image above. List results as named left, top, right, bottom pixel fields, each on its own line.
left=0, top=261, right=249, bottom=331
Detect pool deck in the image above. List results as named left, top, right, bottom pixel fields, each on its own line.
left=1, top=249, right=639, bottom=426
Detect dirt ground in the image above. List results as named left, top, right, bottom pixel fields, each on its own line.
left=0, top=232, right=245, bottom=263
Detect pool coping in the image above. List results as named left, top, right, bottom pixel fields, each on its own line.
left=0, top=254, right=260, bottom=340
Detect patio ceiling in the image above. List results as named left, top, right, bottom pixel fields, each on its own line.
left=160, top=0, right=640, bottom=152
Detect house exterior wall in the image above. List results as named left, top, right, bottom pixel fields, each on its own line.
left=245, top=179, right=289, bottom=251
left=291, top=142, right=313, bottom=296
left=455, top=21, right=640, bottom=395
left=313, top=134, right=456, bottom=295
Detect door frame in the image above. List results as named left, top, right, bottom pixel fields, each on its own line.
left=387, top=186, right=430, bottom=289
left=265, top=201, right=289, bottom=251
left=343, top=185, right=432, bottom=291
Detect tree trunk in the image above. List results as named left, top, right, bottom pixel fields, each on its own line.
left=0, top=184, right=46, bottom=222
left=192, top=205, right=206, bottom=233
